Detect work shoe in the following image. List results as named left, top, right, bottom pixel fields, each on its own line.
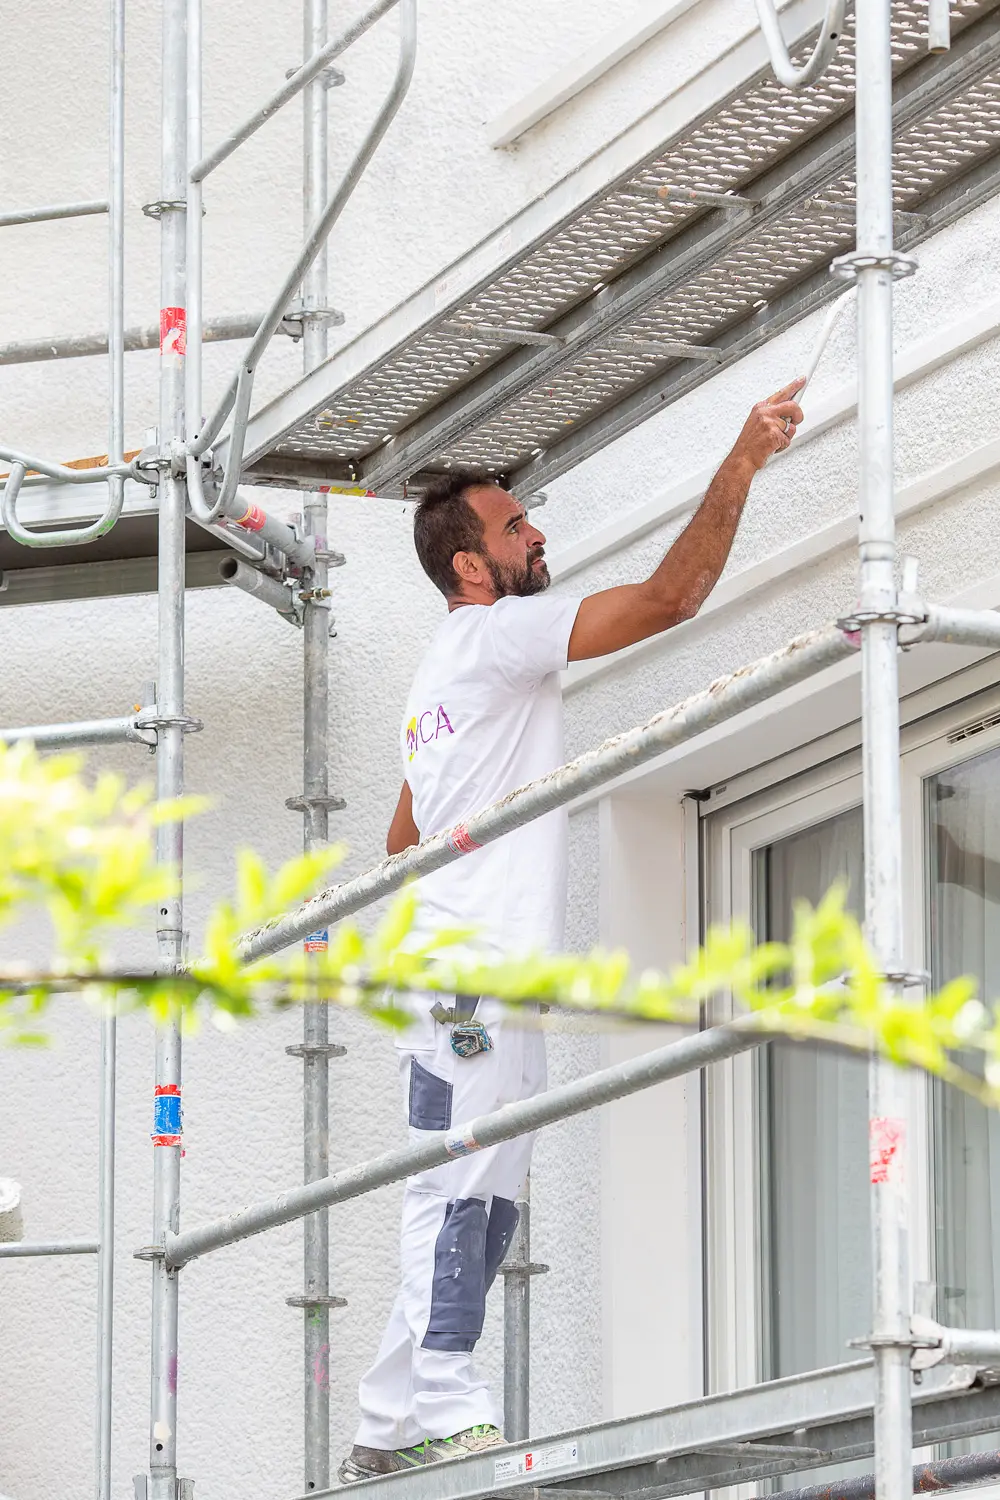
left=425, top=1425, right=506, bottom=1461
left=337, top=1441, right=439, bottom=1483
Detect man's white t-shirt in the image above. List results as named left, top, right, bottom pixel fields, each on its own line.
left=400, top=593, right=582, bottom=962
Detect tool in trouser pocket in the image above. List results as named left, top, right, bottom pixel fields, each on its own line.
left=430, top=994, right=493, bottom=1057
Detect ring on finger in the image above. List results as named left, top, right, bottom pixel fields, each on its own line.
left=781, top=416, right=792, bottom=433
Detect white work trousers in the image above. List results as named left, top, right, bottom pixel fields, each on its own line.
left=355, top=995, right=547, bottom=1449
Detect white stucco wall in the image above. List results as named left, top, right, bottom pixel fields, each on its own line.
left=3, top=1, right=1000, bottom=1498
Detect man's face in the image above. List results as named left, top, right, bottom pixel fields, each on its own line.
left=465, top=486, right=550, bottom=599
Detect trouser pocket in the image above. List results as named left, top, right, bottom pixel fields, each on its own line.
left=408, top=1057, right=453, bottom=1131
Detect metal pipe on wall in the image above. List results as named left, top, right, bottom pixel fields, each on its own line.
left=148, top=0, right=188, bottom=1491
left=853, top=3, right=914, bottom=1498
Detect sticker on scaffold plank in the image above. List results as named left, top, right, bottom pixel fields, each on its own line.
left=445, top=1127, right=480, bottom=1158
left=160, top=307, right=187, bottom=363
left=446, top=824, right=481, bottom=856
left=152, top=1084, right=182, bottom=1147
left=870, top=1116, right=904, bottom=1184
left=494, top=1441, right=579, bottom=1483
left=304, top=929, right=329, bottom=953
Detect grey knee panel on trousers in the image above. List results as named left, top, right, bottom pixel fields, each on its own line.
left=485, top=1196, right=520, bottom=1288
left=423, top=1198, right=488, bottom=1353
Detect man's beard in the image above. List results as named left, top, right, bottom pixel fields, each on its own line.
left=485, top=548, right=550, bottom=598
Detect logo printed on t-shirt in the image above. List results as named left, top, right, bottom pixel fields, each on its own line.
left=406, top=703, right=454, bottom=761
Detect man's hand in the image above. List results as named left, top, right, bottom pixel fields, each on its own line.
left=567, top=377, right=806, bottom=662
left=727, top=378, right=806, bottom=473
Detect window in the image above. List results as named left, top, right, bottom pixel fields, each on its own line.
left=928, top=745, right=1000, bottom=1336
left=753, top=807, right=869, bottom=1382
left=702, top=674, right=1000, bottom=1401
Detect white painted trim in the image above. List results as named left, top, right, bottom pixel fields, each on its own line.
left=487, top=0, right=703, bottom=149
left=552, top=296, right=1000, bottom=589
left=564, top=429, right=1000, bottom=694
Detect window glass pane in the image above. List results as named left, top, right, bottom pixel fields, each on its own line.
left=928, top=746, right=1000, bottom=1333
left=753, top=805, right=870, bottom=1381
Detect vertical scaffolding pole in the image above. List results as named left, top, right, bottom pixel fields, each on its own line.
left=96, top=0, right=124, bottom=1490
left=96, top=1015, right=117, bottom=1500
left=299, top=489, right=336, bottom=1494
left=149, top=0, right=187, bottom=1491
left=298, top=6, right=340, bottom=1485
left=502, top=1179, right=533, bottom=1441
left=302, top=0, right=330, bottom=372
left=854, top=2, right=913, bottom=1497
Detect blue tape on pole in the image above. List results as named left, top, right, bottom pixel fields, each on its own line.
left=152, top=1085, right=182, bottom=1146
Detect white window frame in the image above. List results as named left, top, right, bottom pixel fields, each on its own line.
left=701, top=667, right=1000, bottom=1397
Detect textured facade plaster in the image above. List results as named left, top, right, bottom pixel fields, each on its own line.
left=3, top=2, right=1000, bottom=1498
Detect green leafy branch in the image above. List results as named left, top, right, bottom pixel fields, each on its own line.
left=1, top=741, right=997, bottom=1112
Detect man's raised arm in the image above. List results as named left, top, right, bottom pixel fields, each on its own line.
left=568, top=379, right=805, bottom=663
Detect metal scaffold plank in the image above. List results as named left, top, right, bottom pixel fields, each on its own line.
left=233, top=0, right=1000, bottom=498
left=301, top=1363, right=1000, bottom=1500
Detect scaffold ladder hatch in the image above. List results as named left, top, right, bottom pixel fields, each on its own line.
left=9, top=3, right=1000, bottom=1500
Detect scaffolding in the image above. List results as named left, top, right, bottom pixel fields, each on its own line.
left=6, top=2, right=1000, bottom=1500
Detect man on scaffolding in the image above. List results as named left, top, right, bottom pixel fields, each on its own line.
left=339, top=378, right=805, bottom=1483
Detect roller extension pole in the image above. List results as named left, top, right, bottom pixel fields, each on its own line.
left=300, top=2, right=336, bottom=1475
left=854, top=3, right=914, bottom=1498
left=148, top=0, right=188, bottom=1492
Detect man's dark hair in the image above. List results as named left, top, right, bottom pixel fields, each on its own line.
left=413, top=468, right=502, bottom=598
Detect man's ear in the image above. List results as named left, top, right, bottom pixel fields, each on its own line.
left=452, top=550, right=483, bottom=586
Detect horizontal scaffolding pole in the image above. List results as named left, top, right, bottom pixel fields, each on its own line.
left=779, top=1447, right=1000, bottom=1500
left=218, top=555, right=302, bottom=624
left=0, top=201, right=108, bottom=230
left=0, top=312, right=300, bottom=367
left=0, top=1239, right=99, bottom=1257
left=0, top=716, right=155, bottom=749
left=239, top=620, right=857, bottom=962
left=902, top=602, right=1000, bottom=650
left=215, top=493, right=315, bottom=566
left=163, top=1015, right=768, bottom=1267
left=911, top=1314, right=1000, bottom=1368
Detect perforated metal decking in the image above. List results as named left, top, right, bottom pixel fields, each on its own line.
left=232, top=0, right=1000, bottom=500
